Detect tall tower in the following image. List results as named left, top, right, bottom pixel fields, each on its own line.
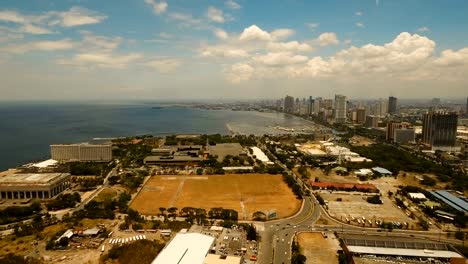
left=388, top=96, right=397, bottom=115
left=334, top=94, right=347, bottom=123
left=422, top=111, right=458, bottom=150
left=284, top=95, right=294, bottom=113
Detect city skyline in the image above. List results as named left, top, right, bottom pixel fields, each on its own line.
left=1, top=0, right=468, bottom=100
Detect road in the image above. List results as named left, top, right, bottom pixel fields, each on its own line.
left=74, top=166, right=118, bottom=211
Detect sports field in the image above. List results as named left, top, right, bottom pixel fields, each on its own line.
left=130, top=174, right=301, bottom=220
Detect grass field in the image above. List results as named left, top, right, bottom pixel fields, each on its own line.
left=130, top=174, right=301, bottom=220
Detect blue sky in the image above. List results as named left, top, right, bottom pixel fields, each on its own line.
left=1, top=0, right=467, bottom=100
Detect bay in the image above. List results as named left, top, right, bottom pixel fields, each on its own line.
left=0, top=102, right=313, bottom=170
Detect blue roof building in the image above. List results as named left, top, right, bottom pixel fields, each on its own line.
left=430, top=190, right=468, bottom=214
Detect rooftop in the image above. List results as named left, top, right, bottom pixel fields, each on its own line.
left=430, top=190, right=468, bottom=213
left=250, top=147, right=270, bottom=163
left=152, top=233, right=215, bottom=264
left=372, top=167, right=392, bottom=175
left=203, top=254, right=242, bottom=264
left=347, top=246, right=463, bottom=259
left=0, top=173, right=70, bottom=186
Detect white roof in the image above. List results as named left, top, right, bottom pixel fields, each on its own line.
left=250, top=147, right=270, bottom=163
left=152, top=233, right=215, bottom=264
left=32, top=159, right=58, bottom=168
left=209, top=226, right=223, bottom=231
left=203, top=254, right=242, bottom=264
left=409, top=193, right=427, bottom=199
left=347, top=246, right=463, bottom=259
left=355, top=169, right=373, bottom=175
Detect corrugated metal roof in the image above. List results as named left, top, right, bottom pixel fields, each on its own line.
left=347, top=245, right=463, bottom=258
left=430, top=190, right=468, bottom=213
left=152, top=233, right=215, bottom=264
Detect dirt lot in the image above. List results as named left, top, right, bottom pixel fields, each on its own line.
left=93, top=186, right=127, bottom=202
left=297, top=232, right=339, bottom=264
left=130, top=174, right=301, bottom=220
left=309, top=168, right=357, bottom=184
left=320, top=192, right=416, bottom=227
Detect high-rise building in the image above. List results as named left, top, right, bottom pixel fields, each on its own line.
left=386, top=122, right=404, bottom=141
left=422, top=112, right=458, bottom=150
left=334, top=94, right=347, bottom=123
left=365, top=115, right=379, bottom=128
left=51, top=144, right=112, bottom=162
left=284, top=95, right=294, bottom=113
left=388, top=96, right=398, bottom=115
left=322, top=99, right=333, bottom=110
left=307, top=96, right=313, bottom=116
left=356, top=108, right=366, bottom=124
left=394, top=128, right=415, bottom=144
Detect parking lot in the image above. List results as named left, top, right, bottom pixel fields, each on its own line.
left=320, top=192, right=416, bottom=228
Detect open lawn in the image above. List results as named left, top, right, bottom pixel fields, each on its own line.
left=130, top=174, right=301, bottom=220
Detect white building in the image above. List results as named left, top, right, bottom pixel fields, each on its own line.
left=250, top=147, right=272, bottom=164
left=334, top=94, right=347, bottom=123
left=151, top=233, right=215, bottom=264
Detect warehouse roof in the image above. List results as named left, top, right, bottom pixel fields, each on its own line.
left=430, top=190, right=468, bottom=213
left=372, top=167, right=392, bottom=175
left=32, top=159, right=58, bottom=168
left=151, top=233, right=215, bottom=264
left=347, top=245, right=463, bottom=259
left=203, top=254, right=242, bottom=264
left=250, top=147, right=270, bottom=163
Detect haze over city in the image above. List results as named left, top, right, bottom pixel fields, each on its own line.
left=1, top=0, right=468, bottom=100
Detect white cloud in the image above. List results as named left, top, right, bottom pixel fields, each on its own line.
left=253, top=52, right=308, bottom=66
left=239, top=25, right=271, bottom=41
left=0, top=10, right=26, bottom=23
left=146, top=58, right=181, bottom=73
left=267, top=41, right=313, bottom=53
left=169, top=12, right=203, bottom=28
left=271, top=29, right=295, bottom=41
left=214, top=28, right=228, bottom=40
left=226, top=63, right=254, bottom=83
left=225, top=0, right=241, bottom=10
left=356, top=22, right=365, bottom=28
left=57, top=52, right=142, bottom=69
left=200, top=46, right=249, bottom=58
left=79, top=31, right=122, bottom=52
left=159, top=32, right=173, bottom=38
left=206, top=6, right=225, bottom=23
left=355, top=11, right=363, bottom=16
left=224, top=32, right=447, bottom=82
left=418, top=26, right=430, bottom=32
left=6, top=39, right=75, bottom=53
left=433, top=48, right=468, bottom=67
left=318, top=32, right=339, bottom=46
left=306, top=22, right=319, bottom=31
left=53, top=6, right=107, bottom=27
left=344, top=39, right=352, bottom=45
left=144, top=0, right=168, bottom=15
left=19, top=24, right=54, bottom=35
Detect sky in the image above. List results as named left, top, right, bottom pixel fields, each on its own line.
left=0, top=0, right=467, bottom=101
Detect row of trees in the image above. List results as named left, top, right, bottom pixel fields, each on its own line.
left=0, top=201, right=41, bottom=225
left=282, top=173, right=303, bottom=199
left=46, top=192, right=81, bottom=211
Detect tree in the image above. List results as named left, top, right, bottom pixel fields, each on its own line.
left=291, top=254, right=307, bottom=264
left=159, top=207, right=166, bottom=216
left=455, top=231, right=466, bottom=241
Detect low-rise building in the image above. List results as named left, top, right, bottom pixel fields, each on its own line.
left=0, top=172, right=70, bottom=200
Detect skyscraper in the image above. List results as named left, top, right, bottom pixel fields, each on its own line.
left=284, top=95, right=294, bottom=113
left=422, top=111, right=458, bottom=150
left=388, top=96, right=397, bottom=115
left=334, top=94, right=347, bottom=123
left=356, top=108, right=366, bottom=124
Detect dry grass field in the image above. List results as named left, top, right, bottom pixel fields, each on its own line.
left=130, top=174, right=301, bottom=220
left=297, top=233, right=339, bottom=264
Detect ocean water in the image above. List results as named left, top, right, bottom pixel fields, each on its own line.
left=0, top=102, right=312, bottom=170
